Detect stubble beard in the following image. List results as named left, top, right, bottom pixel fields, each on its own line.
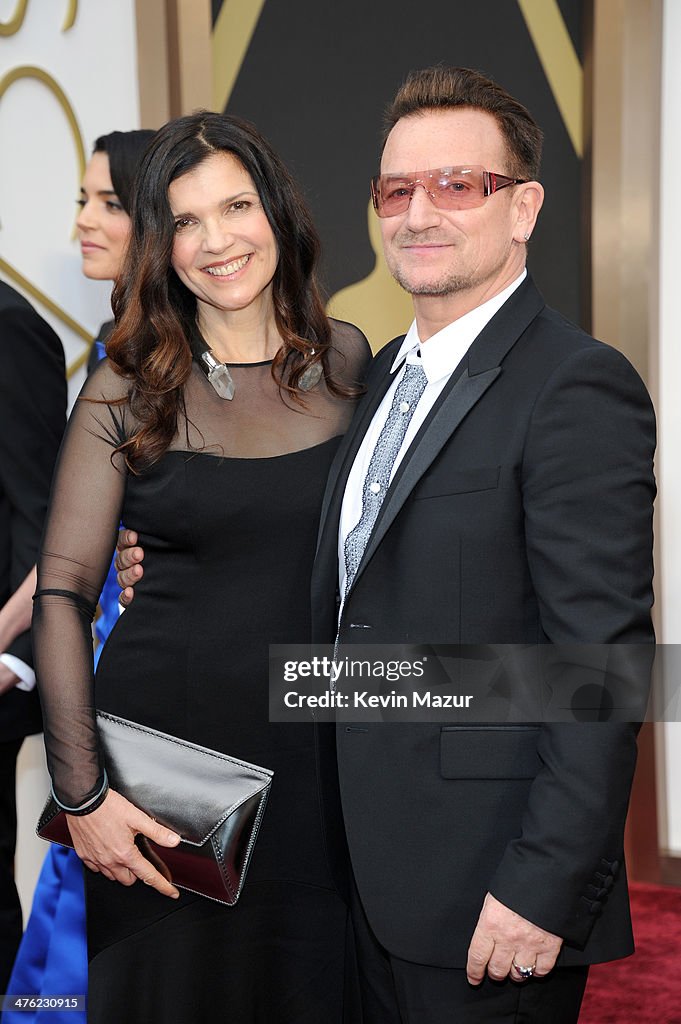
left=385, top=233, right=513, bottom=298
left=389, top=263, right=475, bottom=296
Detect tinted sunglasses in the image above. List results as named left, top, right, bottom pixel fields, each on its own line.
left=371, top=165, right=528, bottom=217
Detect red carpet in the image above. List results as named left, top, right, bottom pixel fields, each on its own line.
left=579, top=882, right=681, bottom=1023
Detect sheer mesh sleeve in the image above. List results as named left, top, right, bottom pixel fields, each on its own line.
left=327, top=318, right=372, bottom=387
left=33, top=360, right=130, bottom=810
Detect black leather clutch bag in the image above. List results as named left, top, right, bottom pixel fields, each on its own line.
left=37, top=712, right=273, bottom=906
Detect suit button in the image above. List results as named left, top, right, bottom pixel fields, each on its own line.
left=610, top=860, right=620, bottom=875
left=603, top=874, right=614, bottom=891
left=589, top=900, right=602, bottom=915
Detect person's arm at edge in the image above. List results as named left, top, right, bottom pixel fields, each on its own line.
left=0, top=566, right=38, bottom=694
left=0, top=566, right=36, bottom=648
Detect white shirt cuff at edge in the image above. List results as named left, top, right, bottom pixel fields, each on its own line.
left=0, top=653, right=36, bottom=692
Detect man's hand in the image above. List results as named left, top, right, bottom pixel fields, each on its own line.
left=0, top=662, right=21, bottom=696
left=115, top=529, right=145, bottom=608
left=466, top=892, right=563, bottom=985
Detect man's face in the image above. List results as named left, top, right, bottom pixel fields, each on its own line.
left=379, top=108, right=528, bottom=299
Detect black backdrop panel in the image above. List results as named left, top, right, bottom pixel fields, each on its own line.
left=213, top=0, right=584, bottom=329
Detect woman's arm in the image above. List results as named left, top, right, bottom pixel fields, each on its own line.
left=33, top=362, right=179, bottom=896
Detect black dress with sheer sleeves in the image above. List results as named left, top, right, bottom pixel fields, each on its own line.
left=32, top=321, right=370, bottom=1024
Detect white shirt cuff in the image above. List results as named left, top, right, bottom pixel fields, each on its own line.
left=0, top=653, right=37, bottom=692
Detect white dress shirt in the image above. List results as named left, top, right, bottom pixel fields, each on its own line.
left=338, top=271, right=526, bottom=603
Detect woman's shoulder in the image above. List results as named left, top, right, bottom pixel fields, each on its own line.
left=327, top=318, right=372, bottom=381
left=75, top=359, right=137, bottom=449
left=79, top=356, right=132, bottom=404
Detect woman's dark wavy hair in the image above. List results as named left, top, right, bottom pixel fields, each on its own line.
left=107, top=111, right=348, bottom=471
left=93, top=130, right=157, bottom=215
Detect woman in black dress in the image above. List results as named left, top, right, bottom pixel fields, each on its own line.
left=33, top=112, right=369, bottom=1023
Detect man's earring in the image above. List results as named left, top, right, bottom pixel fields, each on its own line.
left=523, top=232, right=531, bottom=242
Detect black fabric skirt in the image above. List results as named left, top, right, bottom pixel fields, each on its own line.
left=86, top=874, right=358, bottom=1023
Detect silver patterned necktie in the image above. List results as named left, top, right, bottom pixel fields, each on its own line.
left=342, top=361, right=428, bottom=598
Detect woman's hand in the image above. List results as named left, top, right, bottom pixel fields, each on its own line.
left=66, top=789, right=181, bottom=898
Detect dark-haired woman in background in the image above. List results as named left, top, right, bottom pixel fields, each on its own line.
left=78, top=130, right=157, bottom=644
left=80, top=131, right=157, bottom=372
left=33, top=112, right=369, bottom=1023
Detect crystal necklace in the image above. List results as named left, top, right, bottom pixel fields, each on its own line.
left=191, top=324, right=322, bottom=399
left=198, top=347, right=236, bottom=400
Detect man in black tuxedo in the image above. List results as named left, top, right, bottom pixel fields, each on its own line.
left=0, top=281, right=66, bottom=989
left=311, top=68, right=655, bottom=1022
left=116, top=68, right=655, bottom=1022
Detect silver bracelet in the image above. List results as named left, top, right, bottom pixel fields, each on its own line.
left=51, top=769, right=109, bottom=816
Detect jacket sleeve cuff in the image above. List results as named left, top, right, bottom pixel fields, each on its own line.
left=488, top=851, right=623, bottom=948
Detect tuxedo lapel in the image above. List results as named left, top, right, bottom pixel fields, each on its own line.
left=344, top=276, right=546, bottom=597
left=349, top=365, right=499, bottom=587
left=311, top=342, right=402, bottom=621
left=316, top=342, right=401, bottom=554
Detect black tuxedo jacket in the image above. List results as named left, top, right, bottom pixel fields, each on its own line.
left=311, top=276, right=655, bottom=968
left=0, top=282, right=66, bottom=743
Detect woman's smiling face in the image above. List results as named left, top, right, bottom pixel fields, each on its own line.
left=168, top=152, right=279, bottom=320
